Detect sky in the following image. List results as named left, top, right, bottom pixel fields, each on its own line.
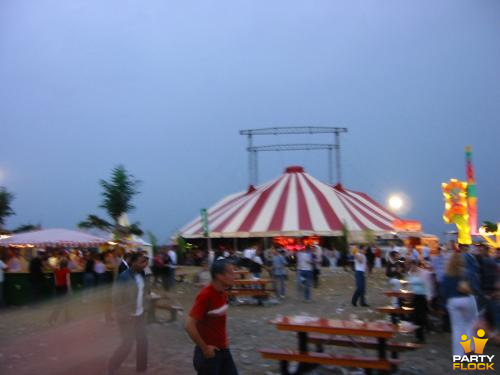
left=1, top=0, right=499, bottom=243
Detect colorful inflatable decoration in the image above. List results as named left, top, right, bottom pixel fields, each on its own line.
left=465, top=147, right=478, bottom=235
left=442, top=179, right=471, bottom=245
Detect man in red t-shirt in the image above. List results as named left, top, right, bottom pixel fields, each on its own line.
left=185, top=259, right=238, bottom=375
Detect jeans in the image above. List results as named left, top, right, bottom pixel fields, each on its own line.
left=273, top=274, right=286, bottom=297
left=193, top=346, right=238, bottom=375
left=351, top=271, right=366, bottom=306
left=447, top=296, right=478, bottom=356
left=297, top=270, right=313, bottom=301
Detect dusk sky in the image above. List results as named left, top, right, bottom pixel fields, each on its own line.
left=1, top=0, right=499, bottom=243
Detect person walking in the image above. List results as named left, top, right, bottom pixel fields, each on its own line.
left=297, top=247, right=314, bottom=302
left=185, top=259, right=238, bottom=375
left=108, top=253, right=150, bottom=374
left=351, top=247, right=369, bottom=307
left=443, top=252, right=479, bottom=356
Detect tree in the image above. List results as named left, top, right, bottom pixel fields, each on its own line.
left=0, top=187, right=15, bottom=229
left=12, top=223, right=41, bottom=233
left=78, top=165, right=143, bottom=239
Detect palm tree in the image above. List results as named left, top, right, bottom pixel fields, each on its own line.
left=78, top=165, right=143, bottom=239
left=0, top=187, right=15, bottom=229
left=12, top=223, right=41, bottom=233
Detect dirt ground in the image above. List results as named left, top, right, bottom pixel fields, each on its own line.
left=0, top=267, right=498, bottom=375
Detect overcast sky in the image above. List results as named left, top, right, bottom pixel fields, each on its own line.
left=1, top=0, right=499, bottom=242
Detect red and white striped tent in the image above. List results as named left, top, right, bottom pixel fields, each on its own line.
left=179, top=166, right=400, bottom=239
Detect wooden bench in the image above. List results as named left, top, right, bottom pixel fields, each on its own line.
left=308, top=334, right=422, bottom=359
left=376, top=306, right=414, bottom=325
left=260, top=348, right=400, bottom=372
left=376, top=306, right=414, bottom=315
left=227, top=289, right=272, bottom=297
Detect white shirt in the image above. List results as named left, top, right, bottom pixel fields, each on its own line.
left=167, top=250, right=177, bottom=268
left=253, top=255, right=263, bottom=265
left=243, top=248, right=255, bottom=259
left=297, top=251, right=313, bottom=271
left=422, top=246, right=430, bottom=259
left=134, top=273, right=145, bottom=316
left=354, top=253, right=366, bottom=272
left=0, top=260, right=7, bottom=282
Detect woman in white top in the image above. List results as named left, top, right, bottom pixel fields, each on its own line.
left=351, top=246, right=369, bottom=307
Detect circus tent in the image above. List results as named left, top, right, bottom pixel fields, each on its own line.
left=179, top=166, right=400, bottom=239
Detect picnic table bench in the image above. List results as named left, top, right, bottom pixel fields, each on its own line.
left=260, top=316, right=415, bottom=374
left=228, top=278, right=275, bottom=304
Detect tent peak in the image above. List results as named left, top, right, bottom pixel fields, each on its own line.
left=285, top=166, right=304, bottom=173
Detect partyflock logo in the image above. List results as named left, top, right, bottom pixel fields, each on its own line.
left=453, top=329, right=495, bottom=370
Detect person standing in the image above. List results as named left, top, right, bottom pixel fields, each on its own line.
left=29, top=250, right=46, bottom=303
left=271, top=248, right=287, bottom=299
left=185, top=259, right=238, bottom=375
left=0, top=256, right=8, bottom=307
left=108, top=253, right=150, bottom=374
left=250, top=248, right=264, bottom=279
left=312, top=245, right=322, bottom=288
left=365, top=246, right=375, bottom=274
left=48, top=259, right=72, bottom=324
left=443, top=252, right=478, bottom=356
left=407, top=261, right=429, bottom=343
left=297, top=247, right=314, bottom=301
left=167, top=247, right=178, bottom=289
left=351, top=247, right=369, bottom=307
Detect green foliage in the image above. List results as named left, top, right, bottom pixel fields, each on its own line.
left=99, top=165, right=141, bottom=221
left=78, top=215, right=113, bottom=231
left=12, top=223, right=41, bottom=233
left=147, top=231, right=158, bottom=253
left=363, top=228, right=375, bottom=245
left=0, top=187, right=15, bottom=228
left=79, top=166, right=142, bottom=238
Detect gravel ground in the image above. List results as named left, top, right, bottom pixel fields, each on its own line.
left=0, top=267, right=498, bottom=375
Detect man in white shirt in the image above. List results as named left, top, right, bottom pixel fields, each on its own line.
left=167, top=248, right=177, bottom=290
left=109, top=253, right=149, bottom=374
left=351, top=247, right=369, bottom=307
left=297, top=247, right=314, bottom=301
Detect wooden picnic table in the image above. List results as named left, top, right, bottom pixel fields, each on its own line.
left=383, top=290, right=414, bottom=299
left=233, top=269, right=250, bottom=279
left=262, top=316, right=413, bottom=374
left=232, top=278, right=273, bottom=286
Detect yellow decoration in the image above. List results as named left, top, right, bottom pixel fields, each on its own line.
left=442, top=179, right=472, bottom=245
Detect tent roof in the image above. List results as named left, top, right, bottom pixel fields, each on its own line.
left=0, top=228, right=110, bottom=248
left=178, top=166, right=400, bottom=238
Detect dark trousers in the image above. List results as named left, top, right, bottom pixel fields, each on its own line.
left=413, top=294, right=428, bottom=342
left=108, top=315, right=148, bottom=373
left=351, top=271, right=366, bottom=306
left=193, top=346, right=238, bottom=375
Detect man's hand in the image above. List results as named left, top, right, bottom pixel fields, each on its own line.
left=202, top=345, right=219, bottom=358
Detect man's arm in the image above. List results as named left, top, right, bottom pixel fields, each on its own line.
left=184, top=316, right=218, bottom=358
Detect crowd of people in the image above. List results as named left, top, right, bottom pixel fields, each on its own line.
left=0, top=241, right=498, bottom=375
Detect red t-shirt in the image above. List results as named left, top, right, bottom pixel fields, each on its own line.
left=55, top=268, right=70, bottom=287
left=189, top=284, right=228, bottom=349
